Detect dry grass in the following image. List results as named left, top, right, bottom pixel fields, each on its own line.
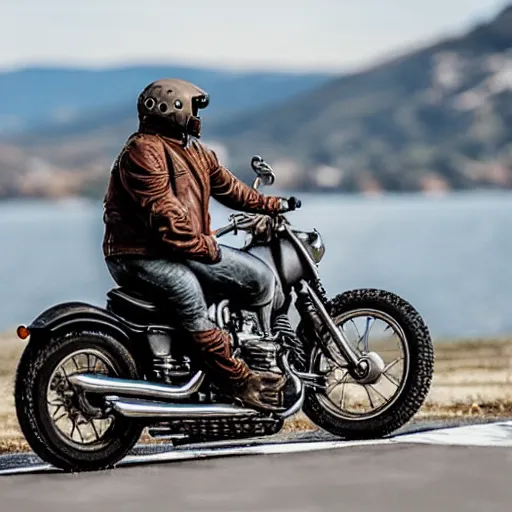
left=1, top=333, right=512, bottom=453
left=0, top=332, right=27, bottom=452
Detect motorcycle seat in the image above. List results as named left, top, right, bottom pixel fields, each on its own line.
left=106, top=287, right=218, bottom=327
left=107, top=287, right=158, bottom=313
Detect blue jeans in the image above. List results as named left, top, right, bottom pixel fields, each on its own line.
left=106, top=245, right=284, bottom=334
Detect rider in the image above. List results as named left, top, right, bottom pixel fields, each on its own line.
left=102, top=78, right=299, bottom=412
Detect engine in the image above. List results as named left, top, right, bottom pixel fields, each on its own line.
left=149, top=303, right=282, bottom=387
left=147, top=302, right=284, bottom=445
left=147, top=328, right=193, bottom=384
left=236, top=311, right=281, bottom=373
left=152, top=354, right=192, bottom=383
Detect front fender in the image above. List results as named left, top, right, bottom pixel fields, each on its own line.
left=26, top=301, right=139, bottom=340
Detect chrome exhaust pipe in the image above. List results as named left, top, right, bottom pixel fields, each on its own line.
left=105, top=396, right=259, bottom=419
left=276, top=351, right=305, bottom=419
left=68, top=371, right=205, bottom=401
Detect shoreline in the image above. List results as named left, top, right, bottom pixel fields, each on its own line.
left=0, top=189, right=512, bottom=205
left=1, top=334, right=512, bottom=454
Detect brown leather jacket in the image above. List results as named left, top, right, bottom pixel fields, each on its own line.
left=102, top=132, right=281, bottom=263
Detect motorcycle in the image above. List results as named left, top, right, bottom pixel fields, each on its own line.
left=14, top=156, right=434, bottom=472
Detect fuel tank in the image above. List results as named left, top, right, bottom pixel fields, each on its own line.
left=247, top=239, right=307, bottom=291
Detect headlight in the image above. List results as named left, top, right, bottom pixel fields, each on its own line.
left=309, top=229, right=326, bottom=263
left=294, top=229, right=326, bottom=264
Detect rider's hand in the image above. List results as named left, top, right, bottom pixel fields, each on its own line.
left=252, top=214, right=273, bottom=242
left=277, top=196, right=302, bottom=213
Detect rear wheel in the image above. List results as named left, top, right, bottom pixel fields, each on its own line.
left=301, top=289, right=434, bottom=439
left=15, top=330, right=144, bottom=472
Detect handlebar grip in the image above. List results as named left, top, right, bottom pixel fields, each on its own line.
left=287, top=196, right=302, bottom=211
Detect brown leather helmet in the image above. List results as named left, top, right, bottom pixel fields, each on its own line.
left=137, top=78, right=209, bottom=138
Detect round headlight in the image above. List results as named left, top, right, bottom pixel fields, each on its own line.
left=294, top=229, right=326, bottom=264
left=309, top=230, right=325, bottom=264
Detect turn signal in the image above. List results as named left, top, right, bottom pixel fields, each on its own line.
left=16, top=325, right=30, bottom=340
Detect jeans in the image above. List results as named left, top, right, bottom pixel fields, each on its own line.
left=106, top=244, right=285, bottom=334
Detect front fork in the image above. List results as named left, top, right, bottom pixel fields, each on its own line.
left=295, top=280, right=361, bottom=371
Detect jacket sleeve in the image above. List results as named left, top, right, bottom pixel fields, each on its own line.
left=119, top=137, right=221, bottom=263
left=203, top=144, right=281, bottom=215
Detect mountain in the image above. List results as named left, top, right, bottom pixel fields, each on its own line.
left=0, top=66, right=330, bottom=197
left=0, top=66, right=330, bottom=135
left=208, top=5, right=512, bottom=193
left=1, top=5, right=512, bottom=198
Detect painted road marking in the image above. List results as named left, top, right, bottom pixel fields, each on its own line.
left=1, top=421, right=511, bottom=476
left=394, top=420, right=512, bottom=447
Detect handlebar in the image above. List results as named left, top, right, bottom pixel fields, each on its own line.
left=214, top=196, right=302, bottom=239
left=214, top=156, right=302, bottom=239
left=213, top=224, right=237, bottom=238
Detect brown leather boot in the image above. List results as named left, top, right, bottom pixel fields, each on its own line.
left=189, top=328, right=250, bottom=389
left=189, top=329, right=286, bottom=412
left=232, top=370, right=287, bottom=412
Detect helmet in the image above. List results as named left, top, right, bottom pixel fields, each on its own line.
left=137, top=78, right=209, bottom=139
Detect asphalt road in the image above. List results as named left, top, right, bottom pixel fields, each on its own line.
left=1, top=443, right=511, bottom=511
left=1, top=418, right=511, bottom=512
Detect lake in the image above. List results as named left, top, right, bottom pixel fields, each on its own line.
left=0, top=192, right=511, bottom=340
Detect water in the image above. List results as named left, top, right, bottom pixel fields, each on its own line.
left=0, top=192, right=511, bottom=340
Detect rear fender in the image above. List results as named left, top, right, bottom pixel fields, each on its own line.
left=25, top=301, right=141, bottom=344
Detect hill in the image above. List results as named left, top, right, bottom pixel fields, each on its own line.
left=0, top=66, right=330, bottom=135
left=1, top=5, right=512, bottom=197
left=208, top=4, right=512, bottom=193
left=0, top=66, right=330, bottom=197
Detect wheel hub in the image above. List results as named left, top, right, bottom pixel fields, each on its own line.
left=52, top=372, right=106, bottom=420
left=352, top=352, right=386, bottom=385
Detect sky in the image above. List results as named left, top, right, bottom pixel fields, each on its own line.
left=1, top=0, right=511, bottom=73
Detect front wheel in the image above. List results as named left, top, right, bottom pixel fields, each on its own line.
left=301, top=289, right=434, bottom=439
left=15, top=330, right=144, bottom=472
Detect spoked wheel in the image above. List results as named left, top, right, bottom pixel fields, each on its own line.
left=315, top=309, right=409, bottom=419
left=302, top=289, right=434, bottom=439
left=15, top=330, right=144, bottom=472
left=47, top=349, right=121, bottom=450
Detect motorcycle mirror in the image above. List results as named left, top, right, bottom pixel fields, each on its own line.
left=251, top=155, right=275, bottom=187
